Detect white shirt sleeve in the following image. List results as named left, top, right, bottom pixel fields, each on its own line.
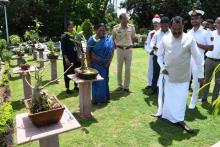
left=191, top=38, right=204, bottom=78
left=157, top=38, right=165, bottom=70
left=205, top=30, right=213, bottom=45
left=145, top=32, right=152, bottom=53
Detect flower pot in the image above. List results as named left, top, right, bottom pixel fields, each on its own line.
left=36, top=48, right=44, bottom=52
left=47, top=54, right=59, bottom=60
left=24, top=96, right=64, bottom=127
left=16, top=51, right=24, bottom=57
left=20, top=64, right=30, bottom=70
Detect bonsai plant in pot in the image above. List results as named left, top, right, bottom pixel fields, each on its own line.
left=20, top=63, right=31, bottom=70
left=47, top=40, right=59, bottom=60
left=24, top=63, right=73, bottom=127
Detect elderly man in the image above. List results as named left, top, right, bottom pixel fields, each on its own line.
left=157, top=16, right=204, bottom=133
left=200, top=17, right=220, bottom=103
left=188, top=9, right=213, bottom=109
left=112, top=13, right=136, bottom=92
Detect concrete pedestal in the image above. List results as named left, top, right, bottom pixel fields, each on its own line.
left=16, top=108, right=81, bottom=147
left=50, top=59, right=58, bottom=83
left=67, top=74, right=103, bottom=119
left=13, top=66, right=36, bottom=99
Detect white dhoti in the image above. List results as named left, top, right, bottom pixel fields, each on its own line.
left=162, top=75, right=189, bottom=123
left=147, top=55, right=153, bottom=86
left=190, top=59, right=200, bottom=104
left=156, top=73, right=164, bottom=115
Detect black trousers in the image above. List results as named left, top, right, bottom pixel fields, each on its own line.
left=152, top=55, right=160, bottom=92
left=63, top=60, right=80, bottom=89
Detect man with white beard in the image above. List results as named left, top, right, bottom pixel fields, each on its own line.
left=157, top=16, right=204, bottom=133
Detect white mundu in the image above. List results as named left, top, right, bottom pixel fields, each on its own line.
left=157, top=33, right=204, bottom=123
left=145, top=30, right=156, bottom=86
left=188, top=25, right=213, bottom=108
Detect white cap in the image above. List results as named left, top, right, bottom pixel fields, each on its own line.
left=152, top=14, right=161, bottom=24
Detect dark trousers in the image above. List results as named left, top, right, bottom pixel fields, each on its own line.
left=63, top=60, right=80, bottom=89
left=202, top=58, right=220, bottom=102
left=152, top=55, right=160, bottom=92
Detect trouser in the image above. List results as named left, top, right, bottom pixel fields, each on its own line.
left=152, top=55, right=160, bottom=92
left=202, top=58, right=220, bottom=102
left=63, top=60, right=80, bottom=89
left=147, top=55, right=153, bottom=86
left=117, top=48, right=132, bottom=89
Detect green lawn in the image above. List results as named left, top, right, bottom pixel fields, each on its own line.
left=11, top=48, right=220, bottom=147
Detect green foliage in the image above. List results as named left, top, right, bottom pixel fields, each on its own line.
left=24, top=19, right=43, bottom=43
left=81, top=19, right=94, bottom=40
left=0, top=39, right=7, bottom=51
left=9, top=35, right=21, bottom=46
left=47, top=39, right=57, bottom=55
left=1, top=50, right=13, bottom=62
left=0, top=103, right=13, bottom=134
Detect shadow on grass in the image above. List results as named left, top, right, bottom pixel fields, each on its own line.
left=10, top=76, right=21, bottom=81
left=150, top=118, right=199, bottom=146
left=57, top=90, right=79, bottom=100
left=92, top=102, right=109, bottom=112
left=11, top=100, right=24, bottom=111
left=110, top=89, right=130, bottom=101
left=142, top=89, right=157, bottom=106
left=201, top=102, right=213, bottom=114
left=185, top=107, right=207, bottom=121
left=73, top=113, right=98, bottom=129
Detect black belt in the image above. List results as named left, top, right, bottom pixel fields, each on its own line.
left=207, top=57, right=220, bottom=62
left=117, top=45, right=132, bottom=50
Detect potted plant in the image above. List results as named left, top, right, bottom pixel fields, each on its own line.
left=23, top=64, right=73, bottom=127
left=20, top=63, right=30, bottom=70
left=47, top=40, right=59, bottom=59
left=1, top=50, right=13, bottom=65
left=0, top=102, right=13, bottom=147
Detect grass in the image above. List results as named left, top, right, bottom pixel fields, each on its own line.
left=10, top=48, right=220, bottom=147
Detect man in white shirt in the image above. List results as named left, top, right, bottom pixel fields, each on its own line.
left=144, top=14, right=161, bottom=89
left=200, top=17, right=220, bottom=103
left=188, top=9, right=213, bottom=109
left=149, top=16, right=171, bottom=95
left=157, top=16, right=204, bottom=133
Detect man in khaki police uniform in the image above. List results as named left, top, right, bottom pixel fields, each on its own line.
left=112, top=13, right=136, bottom=92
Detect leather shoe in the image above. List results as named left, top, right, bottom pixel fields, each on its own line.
left=145, top=86, right=152, bottom=89
left=175, top=121, right=194, bottom=133
left=151, top=113, right=161, bottom=118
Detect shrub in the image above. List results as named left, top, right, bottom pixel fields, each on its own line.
left=9, top=35, right=21, bottom=46
left=81, top=19, right=94, bottom=40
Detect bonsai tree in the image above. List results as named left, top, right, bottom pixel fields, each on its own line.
left=9, top=35, right=20, bottom=47
left=24, top=63, right=73, bottom=113
left=47, top=40, right=59, bottom=59
left=0, top=39, right=7, bottom=61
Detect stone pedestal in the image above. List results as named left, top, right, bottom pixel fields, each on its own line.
left=17, top=56, right=23, bottom=66
left=67, top=74, right=103, bottom=119
left=50, top=59, right=58, bottom=83
left=13, top=66, right=36, bottom=99
left=16, top=108, right=81, bottom=147
left=33, top=51, right=37, bottom=60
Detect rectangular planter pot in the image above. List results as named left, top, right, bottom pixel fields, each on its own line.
left=24, top=97, right=64, bottom=127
